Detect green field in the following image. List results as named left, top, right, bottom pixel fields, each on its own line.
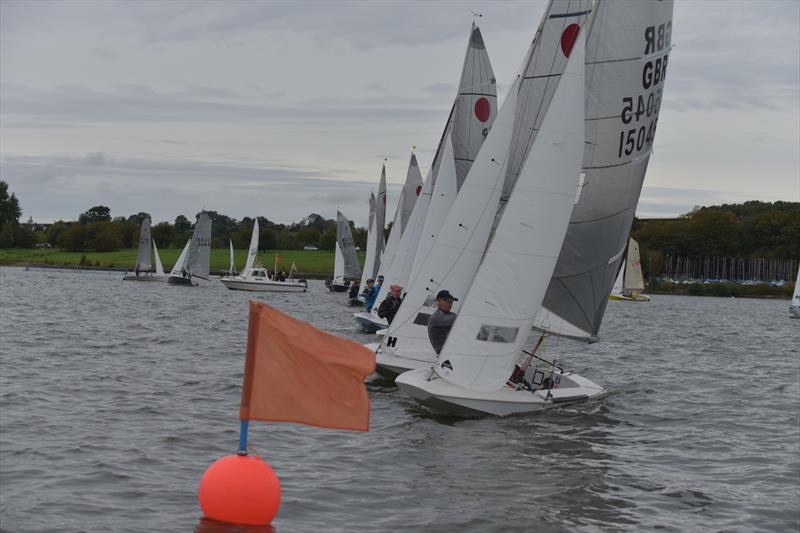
left=0, top=248, right=362, bottom=277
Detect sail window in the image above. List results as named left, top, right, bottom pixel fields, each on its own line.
left=574, top=172, right=587, bottom=205
left=476, top=325, right=519, bottom=343
left=413, top=313, right=431, bottom=326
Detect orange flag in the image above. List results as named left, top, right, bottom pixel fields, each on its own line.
left=240, top=301, right=375, bottom=431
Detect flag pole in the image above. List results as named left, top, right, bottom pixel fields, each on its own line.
left=238, top=419, right=250, bottom=455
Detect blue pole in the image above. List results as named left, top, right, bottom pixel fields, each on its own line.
left=237, top=419, right=249, bottom=456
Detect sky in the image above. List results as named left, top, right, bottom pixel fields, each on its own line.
left=1, top=0, right=798, bottom=226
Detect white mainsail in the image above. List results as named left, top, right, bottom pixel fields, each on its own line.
left=435, top=30, right=586, bottom=392
left=170, top=239, right=191, bottom=276
left=244, top=219, right=260, bottom=274
left=624, top=238, right=645, bottom=292
left=228, top=240, right=236, bottom=276
left=381, top=75, right=521, bottom=360
left=610, top=261, right=625, bottom=297
left=534, top=0, right=674, bottom=340
left=374, top=166, right=388, bottom=276
left=185, top=212, right=212, bottom=280
left=359, top=193, right=378, bottom=290
left=790, top=264, right=800, bottom=317
left=452, top=23, right=498, bottom=190
left=135, top=216, right=153, bottom=271
left=153, top=240, right=165, bottom=276
left=333, top=241, right=345, bottom=282
left=336, top=210, right=361, bottom=280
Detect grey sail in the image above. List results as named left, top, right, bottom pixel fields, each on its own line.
left=186, top=212, right=212, bottom=279
left=374, top=165, right=387, bottom=277
left=336, top=210, right=362, bottom=279
left=451, top=23, right=498, bottom=190
left=534, top=0, right=674, bottom=340
left=135, top=216, right=153, bottom=271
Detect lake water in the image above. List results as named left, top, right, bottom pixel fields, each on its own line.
left=1, top=267, right=798, bottom=532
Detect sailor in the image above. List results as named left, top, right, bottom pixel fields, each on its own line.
left=348, top=281, right=360, bottom=299
left=362, top=279, right=378, bottom=311
left=135, top=264, right=140, bottom=277
left=427, top=290, right=458, bottom=355
left=375, top=274, right=384, bottom=293
left=377, top=284, right=403, bottom=324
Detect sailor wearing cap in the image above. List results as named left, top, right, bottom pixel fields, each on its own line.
left=427, top=290, right=458, bottom=355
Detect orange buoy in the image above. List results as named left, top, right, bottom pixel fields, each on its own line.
left=198, top=454, right=281, bottom=526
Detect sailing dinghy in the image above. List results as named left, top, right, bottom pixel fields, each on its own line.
left=790, top=264, right=800, bottom=318
left=124, top=216, right=167, bottom=281
left=399, top=0, right=675, bottom=415
left=327, top=211, right=362, bottom=292
left=220, top=219, right=307, bottom=292
left=609, top=238, right=650, bottom=301
left=168, top=212, right=212, bottom=286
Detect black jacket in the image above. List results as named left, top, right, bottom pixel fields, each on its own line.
left=377, top=295, right=403, bottom=324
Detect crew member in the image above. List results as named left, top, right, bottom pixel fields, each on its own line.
left=427, top=290, right=458, bottom=355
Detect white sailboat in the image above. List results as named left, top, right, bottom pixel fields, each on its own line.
left=124, top=216, right=166, bottom=281
left=220, top=219, right=307, bottom=292
left=168, top=212, right=212, bottom=286
left=328, top=210, right=362, bottom=292
left=354, top=153, right=423, bottom=332
left=609, top=238, right=650, bottom=301
left=790, top=264, right=800, bottom=318
left=399, top=0, right=675, bottom=415
left=397, top=27, right=595, bottom=415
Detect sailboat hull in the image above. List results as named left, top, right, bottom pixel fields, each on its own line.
left=168, top=275, right=197, bottom=286
left=608, top=293, right=650, bottom=302
left=790, top=306, right=800, bottom=319
left=123, top=274, right=167, bottom=282
left=396, top=367, right=606, bottom=417
left=374, top=347, right=433, bottom=380
left=220, top=277, right=307, bottom=292
left=329, top=283, right=349, bottom=293
left=354, top=312, right=387, bottom=333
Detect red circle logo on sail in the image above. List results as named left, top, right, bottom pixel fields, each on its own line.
left=474, top=97, right=491, bottom=123
left=415, top=185, right=422, bottom=196
left=560, top=24, right=580, bottom=57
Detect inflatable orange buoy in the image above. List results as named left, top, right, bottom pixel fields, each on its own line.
left=198, top=454, right=281, bottom=526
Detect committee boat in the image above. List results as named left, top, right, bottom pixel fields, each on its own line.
left=168, top=212, right=212, bottom=286
left=220, top=219, right=308, bottom=292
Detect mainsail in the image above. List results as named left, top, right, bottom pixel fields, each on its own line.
left=374, top=166, right=387, bottom=276
left=359, top=193, right=378, bottom=290
left=435, top=29, right=586, bottom=391
left=228, top=239, right=236, bottom=276
left=452, top=23, right=498, bottom=190
left=515, top=0, right=675, bottom=340
left=186, top=212, right=212, bottom=279
left=135, top=216, right=153, bottom=271
left=244, top=219, right=259, bottom=274
left=624, top=238, right=645, bottom=292
left=336, top=210, right=362, bottom=280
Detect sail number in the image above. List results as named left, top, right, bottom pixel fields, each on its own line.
left=615, top=21, right=671, bottom=159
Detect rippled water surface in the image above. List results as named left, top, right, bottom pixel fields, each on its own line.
left=1, top=267, right=798, bottom=532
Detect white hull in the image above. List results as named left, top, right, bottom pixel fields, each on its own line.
left=354, top=312, right=387, bottom=333
left=609, top=293, right=650, bottom=302
left=220, top=276, right=307, bottom=292
left=396, top=367, right=606, bottom=417
left=123, top=274, right=167, bottom=282
left=372, top=344, right=432, bottom=380
left=790, top=305, right=800, bottom=319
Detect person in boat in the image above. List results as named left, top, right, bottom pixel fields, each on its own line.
left=427, top=290, right=458, bottom=355
left=375, top=275, right=384, bottom=293
left=348, top=281, right=360, bottom=299
left=134, top=264, right=140, bottom=277
left=377, top=284, right=403, bottom=324
left=362, top=279, right=378, bottom=311
left=181, top=267, right=187, bottom=278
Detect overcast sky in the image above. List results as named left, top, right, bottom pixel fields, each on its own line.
left=1, top=0, right=798, bottom=226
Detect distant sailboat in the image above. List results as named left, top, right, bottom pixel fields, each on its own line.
left=328, top=210, right=362, bottom=292
left=220, top=219, right=307, bottom=292
left=790, top=264, right=800, bottom=318
left=609, top=238, right=650, bottom=301
left=124, top=216, right=167, bottom=281
left=168, top=212, right=212, bottom=286
left=228, top=239, right=237, bottom=276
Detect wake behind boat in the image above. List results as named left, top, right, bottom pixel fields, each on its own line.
left=220, top=218, right=307, bottom=292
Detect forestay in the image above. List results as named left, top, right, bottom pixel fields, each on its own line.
left=186, top=212, right=212, bottom=279
left=381, top=75, right=520, bottom=360
left=534, top=0, right=674, bottom=340
left=135, top=216, right=153, bottom=271
left=435, top=30, right=586, bottom=392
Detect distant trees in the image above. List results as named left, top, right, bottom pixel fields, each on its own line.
left=79, top=205, right=111, bottom=224
left=0, top=180, right=25, bottom=248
